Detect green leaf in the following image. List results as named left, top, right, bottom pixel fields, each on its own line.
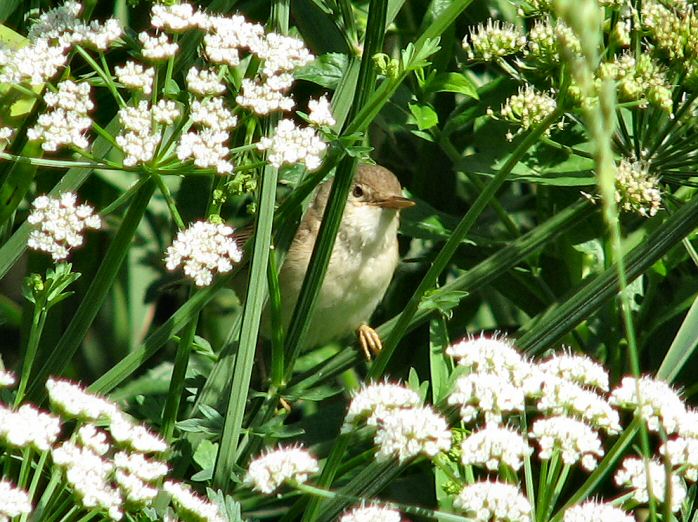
left=408, top=102, right=439, bottom=130
left=657, top=294, right=698, bottom=382
left=426, top=72, right=478, bottom=99
left=193, top=439, right=218, bottom=471
left=295, top=53, right=349, bottom=89
left=419, top=289, right=469, bottom=319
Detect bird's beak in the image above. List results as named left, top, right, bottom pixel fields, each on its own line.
left=374, top=195, right=416, bottom=209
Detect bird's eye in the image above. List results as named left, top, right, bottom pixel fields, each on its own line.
left=352, top=185, right=364, bottom=198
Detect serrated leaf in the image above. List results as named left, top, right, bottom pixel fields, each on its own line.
left=295, top=52, right=349, bottom=89
left=426, top=72, right=478, bottom=99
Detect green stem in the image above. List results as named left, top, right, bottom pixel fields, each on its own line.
left=369, top=107, right=564, bottom=379
left=161, top=309, right=199, bottom=441
left=301, top=435, right=350, bottom=522
left=153, top=173, right=185, bottom=229
left=268, top=247, right=285, bottom=388
left=212, top=162, right=278, bottom=490
left=15, top=303, right=48, bottom=406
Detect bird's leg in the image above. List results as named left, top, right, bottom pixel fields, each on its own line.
left=357, top=323, right=382, bottom=360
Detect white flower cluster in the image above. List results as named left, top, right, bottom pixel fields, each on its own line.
left=115, top=61, right=155, bottom=95
left=245, top=446, right=319, bottom=494
left=614, top=457, right=687, bottom=512
left=374, top=406, right=452, bottom=463
left=613, top=158, right=662, bottom=218
left=538, top=351, right=609, bottom=390
left=0, top=404, right=61, bottom=451
left=340, top=505, right=402, bottom=522
left=163, top=481, right=225, bottom=522
left=342, top=382, right=450, bottom=463
left=151, top=3, right=205, bottom=32
left=454, top=481, right=531, bottom=522
left=138, top=32, right=178, bottom=61
left=530, top=415, right=604, bottom=470
left=257, top=119, right=327, bottom=171
left=186, top=67, right=226, bottom=96
left=116, top=100, right=180, bottom=167
left=308, top=96, right=336, bottom=127
left=341, top=382, right=421, bottom=432
left=0, top=480, right=32, bottom=519
left=0, top=370, right=16, bottom=387
left=0, top=2, right=121, bottom=85
left=164, top=221, right=243, bottom=286
left=236, top=77, right=295, bottom=114
left=464, top=20, right=526, bottom=61
left=495, top=84, right=561, bottom=140
left=610, top=376, right=685, bottom=434
left=563, top=501, right=634, bottom=522
left=27, top=192, right=101, bottom=261
left=460, top=424, right=531, bottom=471
left=537, top=375, right=621, bottom=434
left=27, top=80, right=93, bottom=151
left=599, top=53, right=673, bottom=114
left=177, top=94, right=237, bottom=174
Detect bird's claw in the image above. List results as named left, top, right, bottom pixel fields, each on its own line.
left=357, top=324, right=382, bottom=361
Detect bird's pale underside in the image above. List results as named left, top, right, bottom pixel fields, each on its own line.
left=260, top=163, right=413, bottom=358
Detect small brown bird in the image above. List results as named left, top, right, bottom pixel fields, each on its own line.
left=261, top=163, right=414, bottom=358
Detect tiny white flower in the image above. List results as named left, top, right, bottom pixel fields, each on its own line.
left=563, top=501, right=633, bottom=522
left=114, top=451, right=168, bottom=482
left=614, top=457, right=686, bottom=512
left=454, top=481, right=531, bottom=522
left=538, top=351, right=609, bottom=391
left=187, top=67, right=226, bottom=96
left=109, top=412, right=168, bottom=453
left=0, top=480, right=32, bottom=518
left=308, top=96, right=336, bottom=127
left=0, top=370, right=16, bottom=387
left=77, top=424, right=111, bottom=455
left=529, top=416, right=604, bottom=471
left=340, top=505, right=402, bottom=522
left=164, top=480, right=225, bottom=522
left=139, top=32, right=178, bottom=60
left=256, top=119, right=327, bottom=171
left=448, top=372, right=525, bottom=424
left=342, top=382, right=421, bottom=432
left=46, top=377, right=117, bottom=420
left=610, top=376, right=686, bottom=434
left=27, top=193, right=101, bottom=261
left=153, top=99, right=180, bottom=125
left=679, top=409, right=698, bottom=438
left=460, top=424, right=531, bottom=471
left=115, top=61, right=155, bottom=95
left=245, top=446, right=319, bottom=493
left=374, top=406, right=451, bottom=463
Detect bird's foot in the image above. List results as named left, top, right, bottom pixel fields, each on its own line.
left=357, top=324, right=382, bottom=361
